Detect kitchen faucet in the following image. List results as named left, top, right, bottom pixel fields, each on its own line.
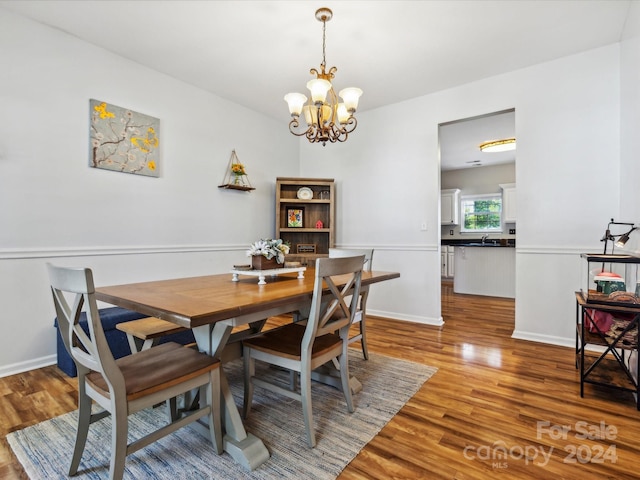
left=481, top=233, right=489, bottom=244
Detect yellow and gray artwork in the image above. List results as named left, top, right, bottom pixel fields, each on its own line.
left=89, top=99, right=159, bottom=177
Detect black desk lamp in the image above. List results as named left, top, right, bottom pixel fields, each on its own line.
left=616, top=227, right=637, bottom=248
left=601, top=218, right=636, bottom=254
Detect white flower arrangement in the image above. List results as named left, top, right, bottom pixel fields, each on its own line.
left=247, top=238, right=290, bottom=264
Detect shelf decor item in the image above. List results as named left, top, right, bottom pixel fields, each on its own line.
left=231, top=162, right=246, bottom=185
left=297, top=187, right=313, bottom=199
left=247, top=238, right=290, bottom=269
left=218, top=149, right=255, bottom=191
left=297, top=244, right=316, bottom=254
left=288, top=208, right=303, bottom=228
left=581, top=253, right=640, bottom=307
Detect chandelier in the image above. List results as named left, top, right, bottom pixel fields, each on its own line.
left=284, top=7, right=362, bottom=146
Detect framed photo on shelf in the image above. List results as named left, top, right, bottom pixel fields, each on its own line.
left=287, top=208, right=303, bottom=228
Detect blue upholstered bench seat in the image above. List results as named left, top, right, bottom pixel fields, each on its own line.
left=54, top=306, right=195, bottom=377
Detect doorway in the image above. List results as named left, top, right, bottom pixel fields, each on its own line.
left=438, top=109, right=516, bottom=298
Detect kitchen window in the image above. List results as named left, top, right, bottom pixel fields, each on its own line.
left=460, top=193, right=502, bottom=233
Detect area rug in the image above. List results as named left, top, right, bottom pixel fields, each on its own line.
left=8, top=353, right=437, bottom=479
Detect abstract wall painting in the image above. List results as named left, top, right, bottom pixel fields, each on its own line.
left=89, top=99, right=160, bottom=177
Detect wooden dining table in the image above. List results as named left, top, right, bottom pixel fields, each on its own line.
left=95, top=267, right=400, bottom=470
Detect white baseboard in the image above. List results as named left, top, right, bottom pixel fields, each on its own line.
left=511, top=330, right=574, bottom=348
left=369, top=309, right=444, bottom=326
left=0, top=354, right=57, bottom=378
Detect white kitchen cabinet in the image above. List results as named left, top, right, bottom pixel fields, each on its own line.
left=441, top=245, right=455, bottom=278
left=447, top=246, right=455, bottom=277
left=441, top=189, right=460, bottom=225
left=500, top=183, right=516, bottom=223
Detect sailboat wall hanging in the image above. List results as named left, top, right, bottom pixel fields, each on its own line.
left=218, top=149, right=255, bottom=191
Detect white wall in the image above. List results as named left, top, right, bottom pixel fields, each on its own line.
left=0, top=10, right=299, bottom=375
left=300, top=103, right=444, bottom=325
left=442, top=163, right=515, bottom=194
left=512, top=45, right=620, bottom=345
left=620, top=2, right=640, bottom=225
left=300, top=44, right=621, bottom=346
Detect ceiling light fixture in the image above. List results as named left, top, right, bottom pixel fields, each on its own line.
left=479, top=138, right=516, bottom=153
left=284, top=7, right=362, bottom=146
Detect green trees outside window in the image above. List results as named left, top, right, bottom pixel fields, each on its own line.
left=461, top=194, right=502, bottom=232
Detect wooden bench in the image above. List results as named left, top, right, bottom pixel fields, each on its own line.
left=116, top=317, right=191, bottom=353
left=55, top=307, right=196, bottom=377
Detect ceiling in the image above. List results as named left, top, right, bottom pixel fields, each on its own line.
left=439, top=110, right=516, bottom=171
left=0, top=1, right=631, bottom=169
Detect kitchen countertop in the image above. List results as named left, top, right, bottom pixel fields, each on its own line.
left=442, top=239, right=516, bottom=248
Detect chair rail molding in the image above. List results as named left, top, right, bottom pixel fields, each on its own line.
left=0, top=244, right=247, bottom=260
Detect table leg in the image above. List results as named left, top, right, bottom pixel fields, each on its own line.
left=192, top=323, right=270, bottom=470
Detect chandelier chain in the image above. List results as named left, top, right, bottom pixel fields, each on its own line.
left=321, top=17, right=327, bottom=71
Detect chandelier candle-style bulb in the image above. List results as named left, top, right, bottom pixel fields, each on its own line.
left=302, top=105, right=314, bottom=126
left=339, top=88, right=363, bottom=113
left=284, top=93, right=308, bottom=116
left=307, top=79, right=332, bottom=105
left=337, top=103, right=349, bottom=124
left=285, top=7, right=362, bottom=145
left=303, top=104, right=332, bottom=127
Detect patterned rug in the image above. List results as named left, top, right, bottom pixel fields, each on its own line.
left=8, top=353, right=437, bottom=479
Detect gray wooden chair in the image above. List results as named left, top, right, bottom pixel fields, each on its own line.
left=242, top=255, right=364, bottom=448
left=329, top=248, right=374, bottom=359
left=47, top=264, right=222, bottom=480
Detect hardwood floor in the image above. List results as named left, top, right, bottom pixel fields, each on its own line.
left=2, top=284, right=639, bottom=479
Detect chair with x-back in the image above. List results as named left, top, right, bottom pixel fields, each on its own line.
left=329, top=248, right=374, bottom=360
left=47, top=264, right=222, bottom=480
left=242, top=255, right=364, bottom=448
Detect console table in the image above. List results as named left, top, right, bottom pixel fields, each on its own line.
left=575, top=292, right=640, bottom=409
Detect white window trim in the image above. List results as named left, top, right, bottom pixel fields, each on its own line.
left=460, top=193, right=503, bottom=234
